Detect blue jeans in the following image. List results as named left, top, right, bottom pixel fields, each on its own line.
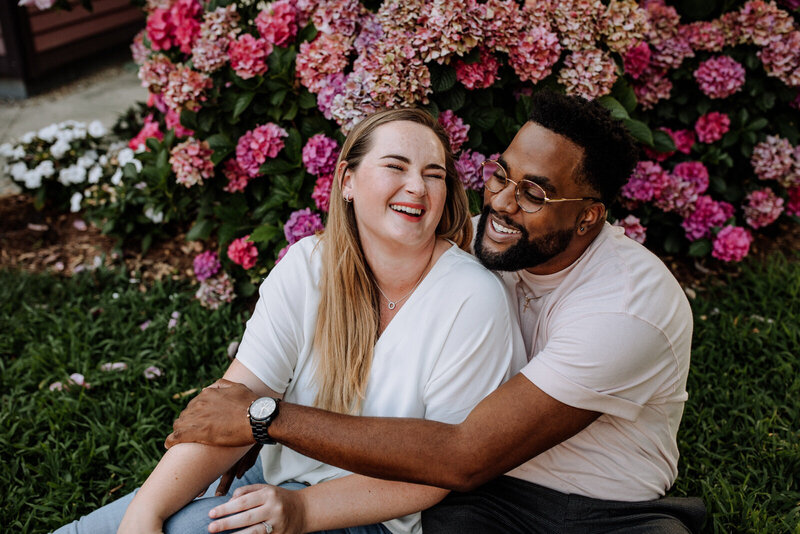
left=52, top=456, right=390, bottom=534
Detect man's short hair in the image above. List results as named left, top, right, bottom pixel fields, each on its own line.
left=527, top=91, right=638, bottom=205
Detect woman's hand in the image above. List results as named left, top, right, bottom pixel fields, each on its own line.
left=208, top=484, right=307, bottom=534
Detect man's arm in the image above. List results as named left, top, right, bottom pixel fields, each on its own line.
left=167, top=374, right=599, bottom=491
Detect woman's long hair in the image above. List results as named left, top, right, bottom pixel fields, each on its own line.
left=313, top=108, right=472, bottom=413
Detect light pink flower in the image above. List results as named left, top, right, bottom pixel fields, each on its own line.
left=302, top=134, right=339, bottom=177
left=49, top=381, right=64, bottom=392
left=507, top=26, right=562, bottom=84
left=101, top=362, right=128, bottom=371
left=312, top=174, right=333, bottom=212
left=165, top=108, right=194, bottom=138
left=438, top=110, right=470, bottom=153
left=743, top=188, right=784, bottom=228
left=138, top=55, right=175, bottom=93
left=316, top=73, right=347, bottom=120
left=170, top=138, right=214, bottom=188
left=737, top=0, right=795, bottom=47
left=255, top=0, right=298, bottom=47
left=295, top=33, right=352, bottom=93
left=139, top=320, right=151, bottom=331
left=228, top=236, right=259, bottom=269
left=229, top=33, right=272, bottom=80
left=193, top=250, right=221, bottom=281
left=235, top=123, right=288, bottom=178
left=758, top=30, right=800, bottom=87
left=477, top=0, right=528, bottom=53
left=312, top=0, right=362, bottom=37
left=284, top=208, right=324, bottom=244
left=694, top=56, right=746, bottom=99
left=599, top=0, right=649, bottom=54
left=751, top=135, right=795, bottom=185
left=680, top=20, right=727, bottom=52
left=632, top=68, right=673, bottom=109
left=168, top=311, right=180, bottom=330
left=613, top=214, right=647, bottom=244
left=131, top=30, right=148, bottom=65
left=455, top=150, right=486, bottom=191
left=69, top=373, right=90, bottom=389
left=550, top=0, right=604, bottom=51
left=682, top=195, right=735, bottom=241
left=195, top=272, right=235, bottom=309
left=621, top=161, right=671, bottom=202
left=623, top=42, right=651, bottom=79
left=222, top=159, right=252, bottom=193
left=454, top=47, right=500, bottom=90
left=143, top=366, right=163, bottom=380
left=404, top=1, right=484, bottom=63
left=162, top=66, right=212, bottom=112
left=558, top=49, right=618, bottom=100
left=695, top=112, right=730, bottom=143
left=712, top=226, right=752, bottom=262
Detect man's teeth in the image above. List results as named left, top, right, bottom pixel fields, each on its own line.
left=391, top=205, right=423, bottom=216
left=492, top=219, right=521, bottom=234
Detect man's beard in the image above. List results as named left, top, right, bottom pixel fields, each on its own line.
left=474, top=206, right=574, bottom=271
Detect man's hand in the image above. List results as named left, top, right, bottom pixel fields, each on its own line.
left=165, top=378, right=260, bottom=449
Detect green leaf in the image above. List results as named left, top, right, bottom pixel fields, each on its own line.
left=123, top=162, right=140, bottom=180
left=746, top=118, right=768, bottom=132
left=283, top=128, right=302, bottom=163
left=141, top=233, right=153, bottom=256
left=300, top=116, right=330, bottom=138
left=663, top=232, right=682, bottom=254
left=233, top=92, right=256, bottom=120
left=249, top=224, right=282, bottom=243
left=198, top=110, right=216, bottom=134
left=145, top=137, right=161, bottom=152
left=180, top=109, right=198, bottom=131
left=515, top=95, right=533, bottom=124
left=688, top=239, right=712, bottom=258
left=653, top=129, right=677, bottom=153
left=283, top=101, right=298, bottom=121
left=612, top=79, right=637, bottom=113
left=297, top=23, right=318, bottom=44
left=468, top=107, right=503, bottom=130
left=186, top=219, right=214, bottom=241
left=597, top=96, right=629, bottom=120
left=623, top=118, right=654, bottom=146
left=432, top=64, right=457, bottom=93
left=218, top=223, right=239, bottom=247
left=298, top=90, right=316, bottom=109
left=437, top=87, right=466, bottom=111
left=259, top=159, right=300, bottom=175
left=270, top=89, right=288, bottom=107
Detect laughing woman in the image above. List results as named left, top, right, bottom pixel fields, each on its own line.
left=54, top=108, right=524, bottom=534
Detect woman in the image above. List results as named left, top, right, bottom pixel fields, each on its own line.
left=54, top=108, right=525, bottom=534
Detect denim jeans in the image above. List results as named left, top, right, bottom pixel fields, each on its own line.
left=52, top=456, right=390, bottom=534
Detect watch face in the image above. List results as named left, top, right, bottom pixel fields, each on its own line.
left=250, top=397, right=277, bottom=421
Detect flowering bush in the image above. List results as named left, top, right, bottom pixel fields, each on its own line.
left=6, top=0, right=800, bottom=304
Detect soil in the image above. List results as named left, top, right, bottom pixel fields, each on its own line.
left=1, top=193, right=798, bottom=290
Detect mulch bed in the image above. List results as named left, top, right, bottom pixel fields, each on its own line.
left=1, top=193, right=798, bottom=289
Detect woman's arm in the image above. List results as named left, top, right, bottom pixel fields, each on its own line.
left=206, top=475, right=448, bottom=534
left=118, top=360, right=282, bottom=533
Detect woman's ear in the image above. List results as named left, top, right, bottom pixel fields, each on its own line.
left=337, top=161, right=353, bottom=200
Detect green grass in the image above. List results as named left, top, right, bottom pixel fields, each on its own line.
left=1, top=256, right=799, bottom=533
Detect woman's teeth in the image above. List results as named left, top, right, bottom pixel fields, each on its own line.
left=391, top=205, right=423, bottom=216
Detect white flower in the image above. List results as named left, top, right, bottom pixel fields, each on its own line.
left=20, top=132, right=36, bottom=144
left=88, top=165, right=103, bottom=184
left=10, top=162, right=28, bottom=180
left=11, top=145, right=25, bottom=159
left=58, top=165, right=87, bottom=185
left=0, top=143, right=13, bottom=157
left=98, top=154, right=109, bottom=166
left=70, top=192, right=83, bottom=213
left=144, top=207, right=164, bottom=223
left=88, top=120, right=106, bottom=138
left=23, top=169, right=42, bottom=189
left=110, top=168, right=123, bottom=186
left=50, top=140, right=71, bottom=159
left=36, top=160, right=55, bottom=178
left=37, top=124, right=59, bottom=142
left=77, top=155, right=95, bottom=169
left=117, top=148, right=136, bottom=166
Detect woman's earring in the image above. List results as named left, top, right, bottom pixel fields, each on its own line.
left=343, top=195, right=352, bottom=203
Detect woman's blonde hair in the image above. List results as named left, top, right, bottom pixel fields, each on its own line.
left=313, top=108, right=472, bottom=413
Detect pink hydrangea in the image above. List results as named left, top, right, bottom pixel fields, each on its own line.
left=316, top=73, right=347, bottom=120
left=354, top=11, right=383, bottom=53
left=743, top=188, right=784, bottom=228
left=550, top=0, right=604, bottom=52
left=255, top=0, right=298, bottom=47
left=275, top=244, right=291, bottom=264
left=302, top=134, right=339, bottom=176
left=170, top=0, right=202, bottom=54
left=227, top=235, right=259, bottom=269
left=558, top=49, right=618, bottom=100
left=404, top=2, right=484, bottom=63
left=162, top=65, right=212, bottom=112
left=786, top=185, right=800, bottom=216
left=192, top=35, right=230, bottom=74
left=295, top=33, right=352, bottom=93
left=694, top=56, right=746, bottom=99
left=507, top=26, right=562, bottom=84
left=438, top=110, right=470, bottom=153
left=229, top=33, right=272, bottom=80
left=695, top=112, right=731, bottom=143
left=751, top=135, right=795, bottom=185
left=222, top=159, right=252, bottom=193
left=192, top=4, right=240, bottom=72
left=138, top=55, right=175, bottom=93
left=129, top=114, right=163, bottom=151
left=146, top=8, right=176, bottom=51
left=621, top=161, right=671, bottom=202
left=758, top=31, right=800, bottom=87
left=682, top=195, right=735, bottom=240
left=131, top=30, right=148, bottom=65
left=650, top=35, right=694, bottom=71
left=312, top=0, right=362, bottom=36
left=165, top=108, right=194, bottom=138
left=712, top=226, right=752, bottom=262
left=349, top=39, right=431, bottom=109
left=170, top=138, right=214, bottom=188
left=454, top=47, right=500, bottom=90
left=284, top=208, right=324, bottom=244
left=680, top=20, right=727, bottom=52
left=193, top=250, right=221, bottom=281
left=633, top=68, right=673, bottom=109
left=599, top=0, right=649, bottom=54
left=623, top=42, right=651, bottom=79
left=455, top=149, right=486, bottom=191
left=613, top=214, right=647, bottom=244
left=673, top=161, right=709, bottom=195
left=235, top=123, right=289, bottom=178
left=312, top=174, right=333, bottom=212
left=195, top=272, right=235, bottom=309
left=737, top=0, right=795, bottom=47
left=655, top=173, right=701, bottom=215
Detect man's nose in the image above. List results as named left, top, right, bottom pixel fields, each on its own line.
left=489, top=182, right=519, bottom=214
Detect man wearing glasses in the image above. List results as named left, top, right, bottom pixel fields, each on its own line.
left=169, top=92, right=704, bottom=533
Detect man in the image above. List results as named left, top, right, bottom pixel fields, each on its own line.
left=168, top=92, right=705, bottom=533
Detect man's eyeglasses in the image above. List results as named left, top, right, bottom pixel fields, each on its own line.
left=480, top=160, right=602, bottom=214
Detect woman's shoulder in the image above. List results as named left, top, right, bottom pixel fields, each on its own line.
left=431, top=245, right=508, bottom=302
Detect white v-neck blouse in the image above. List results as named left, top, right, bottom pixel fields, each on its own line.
left=236, top=235, right=525, bottom=534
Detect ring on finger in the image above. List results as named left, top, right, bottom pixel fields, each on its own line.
left=262, top=521, right=273, bottom=534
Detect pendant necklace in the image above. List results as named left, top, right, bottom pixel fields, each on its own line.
left=375, top=246, right=435, bottom=311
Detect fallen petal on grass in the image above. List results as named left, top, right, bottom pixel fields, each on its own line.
left=100, top=362, right=128, bottom=372
left=144, top=366, right=163, bottom=380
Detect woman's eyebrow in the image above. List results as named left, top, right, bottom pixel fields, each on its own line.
left=380, top=155, right=445, bottom=172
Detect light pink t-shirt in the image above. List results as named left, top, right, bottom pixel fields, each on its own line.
left=497, top=222, right=693, bottom=501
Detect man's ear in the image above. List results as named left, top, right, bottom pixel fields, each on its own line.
left=577, top=203, right=606, bottom=236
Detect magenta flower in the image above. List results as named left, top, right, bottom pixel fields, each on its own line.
left=712, top=226, right=752, bottom=262
left=507, top=26, right=561, bottom=84
left=170, top=138, right=214, bottom=188
left=786, top=186, right=800, bottom=216
left=682, top=195, right=735, bottom=241
left=621, top=161, right=671, bottom=203
left=694, top=56, right=746, bottom=99
left=129, top=114, right=164, bottom=151
left=255, top=0, right=298, bottom=47
left=670, top=129, right=696, bottom=154
left=228, top=236, right=259, bottom=269
left=222, top=159, right=252, bottom=193
left=623, top=42, right=651, bottom=79
left=312, top=174, right=333, bottom=212
left=170, top=0, right=202, bottom=54
left=275, top=244, right=291, bottom=264
left=284, top=208, right=324, bottom=245
left=235, top=123, right=289, bottom=178
left=454, top=47, right=500, bottom=90
left=193, top=250, right=221, bottom=281
left=680, top=20, right=727, bottom=52
left=632, top=68, right=673, bottom=110
left=613, top=215, right=647, bottom=244
left=229, top=33, right=272, bottom=80
left=743, top=188, right=784, bottom=228
left=455, top=150, right=486, bottom=191
left=302, top=134, right=339, bottom=177
left=673, top=162, right=709, bottom=195
left=438, top=110, right=470, bottom=153
left=146, top=9, right=176, bottom=52
left=695, top=112, right=730, bottom=143
left=316, top=73, right=346, bottom=120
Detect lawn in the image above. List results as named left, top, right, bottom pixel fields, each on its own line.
left=1, top=255, right=798, bottom=533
